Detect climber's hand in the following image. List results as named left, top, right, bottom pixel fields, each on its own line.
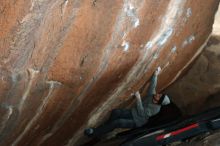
left=131, top=91, right=141, bottom=99
left=155, top=67, right=161, bottom=76
left=135, top=91, right=141, bottom=98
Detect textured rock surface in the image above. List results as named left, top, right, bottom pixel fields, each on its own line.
left=166, top=5, right=220, bottom=115
left=166, top=36, right=220, bottom=114
left=0, top=0, right=219, bottom=146
left=164, top=6, right=220, bottom=146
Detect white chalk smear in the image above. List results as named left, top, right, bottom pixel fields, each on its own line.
left=171, top=46, right=177, bottom=53
left=186, top=8, right=192, bottom=18
left=188, top=35, right=195, bottom=43
left=18, top=68, right=39, bottom=112
left=124, top=1, right=140, bottom=28
left=134, top=18, right=140, bottom=28
left=182, top=35, right=195, bottom=48
left=157, top=27, right=173, bottom=46
left=122, top=41, right=130, bottom=52
left=144, top=41, right=153, bottom=50
left=61, top=0, right=69, bottom=15
left=12, top=80, right=61, bottom=146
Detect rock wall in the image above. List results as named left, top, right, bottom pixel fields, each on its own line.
left=0, top=0, right=219, bottom=145
left=166, top=36, right=220, bottom=115
left=166, top=5, right=220, bottom=115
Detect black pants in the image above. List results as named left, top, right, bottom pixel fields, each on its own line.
left=92, top=109, right=136, bottom=137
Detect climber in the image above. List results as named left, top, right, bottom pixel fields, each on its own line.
left=84, top=67, right=171, bottom=138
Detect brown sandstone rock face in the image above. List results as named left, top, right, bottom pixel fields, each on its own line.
left=166, top=36, right=220, bottom=115
left=0, top=0, right=219, bottom=145
left=166, top=6, right=220, bottom=115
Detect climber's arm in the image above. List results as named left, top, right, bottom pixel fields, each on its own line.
left=146, top=67, right=161, bottom=98
left=134, top=91, right=144, bottom=115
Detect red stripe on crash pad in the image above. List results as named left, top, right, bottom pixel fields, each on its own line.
left=156, top=123, right=199, bottom=141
